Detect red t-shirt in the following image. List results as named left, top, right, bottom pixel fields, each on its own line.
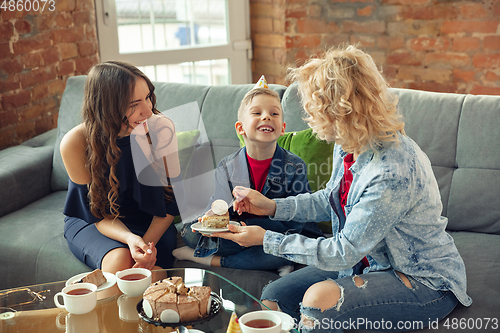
left=340, top=153, right=370, bottom=268
left=246, top=153, right=273, bottom=193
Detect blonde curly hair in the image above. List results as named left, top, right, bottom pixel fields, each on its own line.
left=287, top=44, right=405, bottom=154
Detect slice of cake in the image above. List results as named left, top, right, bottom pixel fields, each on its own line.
left=72, top=269, right=107, bottom=287
left=200, top=199, right=230, bottom=228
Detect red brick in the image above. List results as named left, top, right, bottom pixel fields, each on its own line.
left=253, top=47, right=274, bottom=62
left=452, top=69, right=476, bottom=83
left=388, top=21, right=439, bottom=36
left=408, top=82, right=458, bottom=94
left=387, top=51, right=422, bottom=66
left=36, top=13, right=56, bottom=31
left=48, top=79, right=66, bottom=96
left=273, top=19, right=285, bottom=34
left=484, top=36, right=500, bottom=50
left=22, top=52, right=43, bottom=68
left=0, top=21, right=14, bottom=39
left=75, top=56, right=97, bottom=74
left=42, top=47, right=60, bottom=65
left=58, top=43, right=78, bottom=60
left=0, top=110, right=19, bottom=127
left=14, top=19, right=32, bottom=35
left=382, top=0, right=429, bottom=4
left=494, top=3, right=500, bottom=17
left=286, top=7, right=307, bottom=18
left=55, top=13, right=73, bottom=28
left=402, top=5, right=458, bottom=20
left=410, top=37, right=450, bottom=52
left=485, top=71, right=500, bottom=82
left=251, top=18, right=273, bottom=33
left=351, top=0, right=374, bottom=2
left=254, top=34, right=286, bottom=48
left=389, top=36, right=405, bottom=49
left=36, top=115, right=56, bottom=135
left=15, top=121, right=36, bottom=140
left=51, top=27, right=85, bottom=44
left=310, top=4, right=323, bottom=17
left=0, top=129, right=16, bottom=150
left=286, top=35, right=322, bottom=49
left=296, top=19, right=339, bottom=34
left=425, top=53, right=470, bottom=67
left=441, top=20, right=498, bottom=34
left=12, top=32, right=51, bottom=55
left=0, top=42, right=11, bottom=58
left=357, top=6, right=374, bottom=17
left=473, top=54, right=500, bottom=68
left=57, top=60, right=75, bottom=76
left=2, top=90, right=31, bottom=109
left=77, top=41, right=96, bottom=57
left=20, top=103, right=45, bottom=121
left=452, top=37, right=481, bottom=52
left=20, top=66, right=56, bottom=88
left=460, top=4, right=488, bottom=19
left=32, top=84, right=49, bottom=101
left=0, top=76, right=21, bottom=92
left=350, top=35, right=375, bottom=48
left=470, top=85, right=500, bottom=96
left=73, top=11, right=91, bottom=26
left=251, top=3, right=274, bottom=17
left=322, top=33, right=350, bottom=48
left=0, top=58, right=23, bottom=75
left=343, top=20, right=385, bottom=33
left=56, top=0, right=76, bottom=11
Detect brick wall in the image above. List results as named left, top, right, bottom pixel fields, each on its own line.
left=1, top=0, right=499, bottom=149
left=250, top=0, right=500, bottom=95
left=0, top=0, right=99, bottom=150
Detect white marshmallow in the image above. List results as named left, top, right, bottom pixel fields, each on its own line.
left=211, top=199, right=228, bottom=215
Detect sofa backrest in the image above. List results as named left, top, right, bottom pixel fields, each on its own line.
left=52, top=76, right=288, bottom=220
left=390, top=88, right=500, bottom=235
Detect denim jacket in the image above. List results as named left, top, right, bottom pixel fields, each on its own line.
left=264, top=134, right=472, bottom=307
left=186, top=144, right=323, bottom=257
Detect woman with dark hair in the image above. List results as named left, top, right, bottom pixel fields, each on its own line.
left=61, top=61, right=180, bottom=272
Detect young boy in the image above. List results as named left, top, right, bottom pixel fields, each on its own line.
left=173, top=76, right=323, bottom=273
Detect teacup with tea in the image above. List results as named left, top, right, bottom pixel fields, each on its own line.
left=239, top=310, right=282, bottom=333
left=116, top=267, right=152, bottom=297
left=54, top=282, right=97, bottom=315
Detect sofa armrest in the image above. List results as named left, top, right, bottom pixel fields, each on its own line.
left=0, top=132, right=56, bottom=217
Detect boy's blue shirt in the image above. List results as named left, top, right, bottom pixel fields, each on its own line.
left=263, top=134, right=472, bottom=307
left=189, top=143, right=322, bottom=257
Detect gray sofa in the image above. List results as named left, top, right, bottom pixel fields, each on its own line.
left=1, top=76, right=499, bottom=331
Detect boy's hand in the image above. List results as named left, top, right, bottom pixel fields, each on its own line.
left=212, top=222, right=266, bottom=247
left=232, top=186, right=277, bottom=216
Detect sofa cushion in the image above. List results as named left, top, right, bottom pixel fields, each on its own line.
left=447, top=94, right=500, bottom=234
left=51, top=76, right=87, bottom=191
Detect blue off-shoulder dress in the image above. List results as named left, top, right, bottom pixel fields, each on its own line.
left=63, top=135, right=178, bottom=269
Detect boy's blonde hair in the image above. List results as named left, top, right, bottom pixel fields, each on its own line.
left=237, top=88, right=282, bottom=121
left=287, top=44, right=405, bottom=154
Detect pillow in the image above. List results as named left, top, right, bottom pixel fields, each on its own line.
left=176, top=130, right=200, bottom=179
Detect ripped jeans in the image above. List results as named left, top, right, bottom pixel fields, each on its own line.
left=261, top=266, right=458, bottom=332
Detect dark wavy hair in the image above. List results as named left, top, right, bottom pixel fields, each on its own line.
left=82, top=61, right=168, bottom=219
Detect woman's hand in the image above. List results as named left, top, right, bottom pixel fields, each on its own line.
left=127, top=235, right=157, bottom=270
left=213, top=222, right=266, bottom=247
left=233, top=186, right=277, bottom=216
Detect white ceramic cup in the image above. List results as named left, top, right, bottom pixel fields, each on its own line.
left=54, top=283, right=97, bottom=315
left=55, top=309, right=100, bottom=333
left=115, top=268, right=152, bottom=297
left=117, top=294, right=142, bottom=322
left=239, top=310, right=282, bottom=333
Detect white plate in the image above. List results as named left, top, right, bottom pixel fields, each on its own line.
left=66, top=272, right=117, bottom=291
left=270, top=311, right=295, bottom=332
left=191, top=221, right=240, bottom=235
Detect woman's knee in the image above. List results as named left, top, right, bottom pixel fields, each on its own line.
left=101, top=247, right=134, bottom=273
left=302, top=280, right=342, bottom=311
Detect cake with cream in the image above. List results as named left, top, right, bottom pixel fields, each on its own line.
left=201, top=199, right=230, bottom=228
left=142, top=276, right=212, bottom=323
left=72, top=269, right=107, bottom=287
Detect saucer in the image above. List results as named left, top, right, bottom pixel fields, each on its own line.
left=191, top=221, right=240, bottom=235
left=66, top=272, right=117, bottom=291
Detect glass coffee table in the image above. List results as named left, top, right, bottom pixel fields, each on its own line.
left=0, top=268, right=298, bottom=333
